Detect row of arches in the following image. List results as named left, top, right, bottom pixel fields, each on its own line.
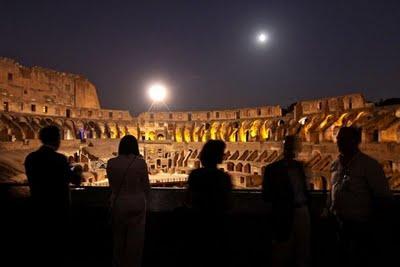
left=173, top=119, right=291, bottom=143
left=0, top=114, right=137, bottom=141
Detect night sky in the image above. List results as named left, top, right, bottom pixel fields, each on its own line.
left=1, top=0, right=399, bottom=115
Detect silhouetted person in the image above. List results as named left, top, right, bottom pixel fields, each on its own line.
left=329, top=127, right=392, bottom=267
left=24, top=125, right=81, bottom=267
left=262, top=135, right=311, bottom=267
left=107, top=135, right=150, bottom=267
left=185, top=140, right=232, bottom=266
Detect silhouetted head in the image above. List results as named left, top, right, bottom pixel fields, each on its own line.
left=118, top=135, right=140, bottom=156
left=337, top=127, right=361, bottom=156
left=39, top=126, right=61, bottom=150
left=200, top=140, right=226, bottom=168
left=283, top=135, right=299, bottom=160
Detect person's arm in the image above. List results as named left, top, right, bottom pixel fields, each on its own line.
left=223, top=173, right=233, bottom=211
left=184, top=171, right=195, bottom=208
left=141, top=161, right=151, bottom=200
left=62, top=156, right=81, bottom=186
left=262, top=165, right=272, bottom=203
left=365, top=159, right=393, bottom=217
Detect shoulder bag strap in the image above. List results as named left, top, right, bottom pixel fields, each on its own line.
left=111, top=156, right=136, bottom=207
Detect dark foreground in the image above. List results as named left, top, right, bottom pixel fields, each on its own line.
left=1, top=186, right=400, bottom=267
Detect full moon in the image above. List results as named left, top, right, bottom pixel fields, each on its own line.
left=257, top=32, right=269, bottom=44
left=148, top=83, right=167, bottom=102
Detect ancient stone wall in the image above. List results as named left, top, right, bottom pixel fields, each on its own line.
left=0, top=57, right=100, bottom=109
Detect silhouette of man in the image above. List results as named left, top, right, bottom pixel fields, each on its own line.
left=262, top=135, right=310, bottom=267
left=24, top=126, right=81, bottom=266
left=329, top=127, right=392, bottom=267
left=185, top=140, right=232, bottom=267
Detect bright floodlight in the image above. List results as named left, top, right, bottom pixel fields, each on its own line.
left=148, top=83, right=167, bottom=102
left=257, top=32, right=269, bottom=44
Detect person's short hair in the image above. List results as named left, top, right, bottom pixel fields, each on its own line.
left=39, top=126, right=61, bottom=145
left=338, top=127, right=362, bottom=144
left=118, top=135, right=140, bottom=156
left=199, top=140, right=226, bottom=168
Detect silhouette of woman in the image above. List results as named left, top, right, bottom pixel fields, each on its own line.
left=107, top=135, right=150, bottom=267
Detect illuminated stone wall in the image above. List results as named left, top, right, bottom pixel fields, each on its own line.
left=0, top=58, right=399, bottom=189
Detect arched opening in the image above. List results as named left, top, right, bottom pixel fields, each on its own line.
left=261, top=166, right=266, bottom=176
left=235, top=163, right=243, bottom=172
left=157, top=134, right=165, bottom=140
left=373, top=129, right=379, bottom=142
left=226, top=162, right=234, bottom=172
left=18, top=117, right=35, bottom=139
left=244, top=163, right=251, bottom=173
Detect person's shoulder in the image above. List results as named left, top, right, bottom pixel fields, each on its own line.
left=136, top=155, right=146, bottom=164
left=189, top=168, right=203, bottom=176
left=107, top=156, right=117, bottom=166
left=358, top=152, right=381, bottom=168
left=330, top=157, right=340, bottom=170
left=25, top=147, right=45, bottom=162
left=266, top=159, right=284, bottom=170
left=24, top=150, right=37, bottom=164
left=55, top=151, right=67, bottom=159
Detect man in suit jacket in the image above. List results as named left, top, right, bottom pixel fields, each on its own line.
left=24, top=126, right=81, bottom=266
left=262, top=135, right=310, bottom=267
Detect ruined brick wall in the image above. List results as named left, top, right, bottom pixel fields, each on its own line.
left=0, top=58, right=100, bottom=109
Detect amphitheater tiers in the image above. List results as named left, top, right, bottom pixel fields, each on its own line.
left=1, top=57, right=400, bottom=190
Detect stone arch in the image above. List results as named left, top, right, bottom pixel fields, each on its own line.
left=116, top=123, right=127, bottom=137
left=226, top=162, right=234, bottom=172
left=249, top=120, right=262, bottom=141
left=157, top=133, right=165, bottom=140
left=17, top=116, right=35, bottom=139
left=305, top=151, right=322, bottom=169
left=201, top=123, right=211, bottom=142
left=175, top=125, right=184, bottom=142
left=235, top=162, right=243, bottom=172
left=75, top=120, right=88, bottom=139
left=192, top=124, right=203, bottom=142
left=147, top=131, right=156, bottom=141
left=125, top=123, right=138, bottom=138
left=183, top=124, right=193, bottom=143
left=228, top=122, right=240, bottom=142
left=63, top=119, right=76, bottom=140
left=31, top=117, right=43, bottom=133
left=107, top=122, right=119, bottom=139
left=97, top=121, right=110, bottom=138
left=0, top=114, right=24, bottom=141
left=210, top=122, right=221, bottom=140
left=219, top=121, right=232, bottom=141
left=239, top=120, right=252, bottom=142
left=86, top=121, right=102, bottom=139
left=229, top=150, right=240, bottom=160
left=244, top=163, right=251, bottom=173
left=261, top=120, right=275, bottom=141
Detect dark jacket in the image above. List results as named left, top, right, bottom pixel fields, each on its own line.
left=24, top=145, right=78, bottom=215
left=262, top=159, right=310, bottom=241
left=187, top=167, right=232, bottom=215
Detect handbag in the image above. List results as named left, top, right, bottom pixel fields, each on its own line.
left=108, top=156, right=136, bottom=225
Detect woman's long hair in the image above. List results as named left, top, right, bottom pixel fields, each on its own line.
left=118, top=135, right=140, bottom=156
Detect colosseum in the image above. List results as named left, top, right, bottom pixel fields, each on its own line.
left=1, top=57, right=400, bottom=190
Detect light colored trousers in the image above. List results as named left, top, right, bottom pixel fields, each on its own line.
left=272, top=206, right=311, bottom=267
left=112, top=194, right=147, bottom=267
